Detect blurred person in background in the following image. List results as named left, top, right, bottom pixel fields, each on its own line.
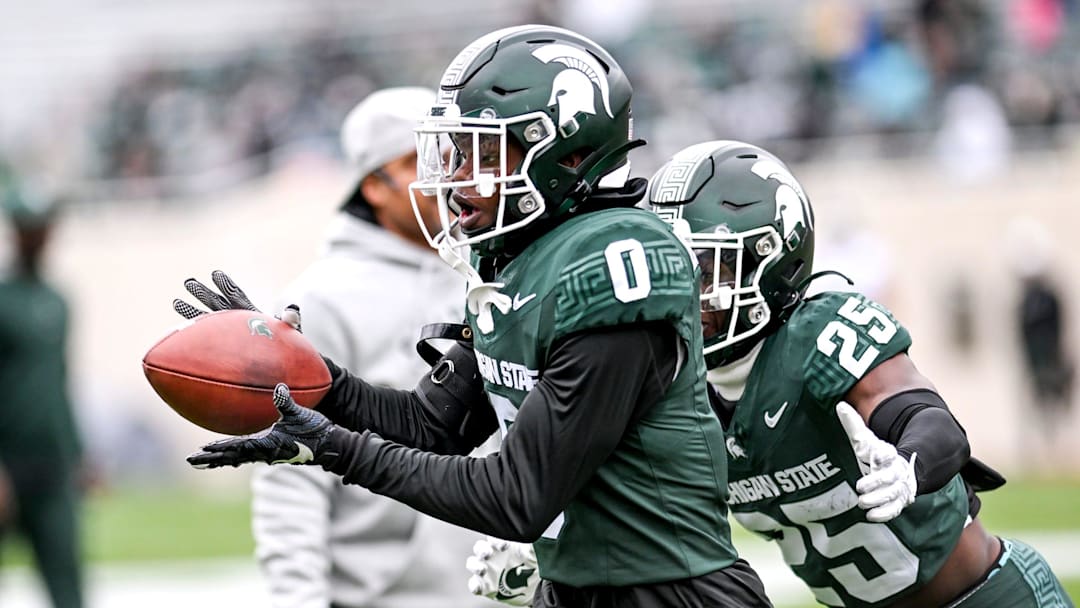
left=1018, top=271, right=1074, bottom=421
left=0, top=179, right=87, bottom=608
left=1008, top=217, right=1074, bottom=445
left=933, top=83, right=1012, bottom=183
left=944, top=272, right=979, bottom=357
left=845, top=13, right=933, bottom=147
left=248, top=87, right=490, bottom=608
left=917, top=0, right=995, bottom=86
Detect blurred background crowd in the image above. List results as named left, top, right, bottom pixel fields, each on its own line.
left=3, top=0, right=1080, bottom=199
left=1, top=0, right=1078, bottom=606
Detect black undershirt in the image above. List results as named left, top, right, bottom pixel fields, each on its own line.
left=318, top=322, right=679, bottom=541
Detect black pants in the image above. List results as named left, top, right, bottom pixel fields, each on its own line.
left=0, top=464, right=83, bottom=608
left=535, top=559, right=772, bottom=608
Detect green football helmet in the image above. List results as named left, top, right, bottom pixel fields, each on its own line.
left=648, top=141, right=815, bottom=367
left=409, top=25, right=637, bottom=258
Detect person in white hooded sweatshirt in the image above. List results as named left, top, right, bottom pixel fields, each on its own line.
left=250, top=87, right=493, bottom=608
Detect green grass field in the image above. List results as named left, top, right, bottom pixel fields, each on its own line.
left=2, top=477, right=1077, bottom=605
left=2, top=486, right=254, bottom=566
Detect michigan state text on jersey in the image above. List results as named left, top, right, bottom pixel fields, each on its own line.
left=649, top=140, right=1073, bottom=608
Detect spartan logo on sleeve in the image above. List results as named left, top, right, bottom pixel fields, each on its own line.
left=751, top=158, right=813, bottom=241
left=531, top=43, right=614, bottom=130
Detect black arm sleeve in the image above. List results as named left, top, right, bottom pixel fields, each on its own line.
left=316, top=346, right=496, bottom=456
left=319, top=322, right=679, bottom=542
left=868, top=388, right=970, bottom=494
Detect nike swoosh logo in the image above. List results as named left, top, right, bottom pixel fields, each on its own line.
left=764, top=402, right=789, bottom=429
left=272, top=442, right=314, bottom=464
left=512, top=292, right=537, bottom=311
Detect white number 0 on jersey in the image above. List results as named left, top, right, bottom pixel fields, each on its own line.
left=604, top=239, right=652, bottom=303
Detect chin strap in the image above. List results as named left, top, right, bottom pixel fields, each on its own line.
left=437, top=240, right=511, bottom=335
left=415, top=322, right=473, bottom=367
left=467, top=283, right=511, bottom=335
left=796, top=269, right=854, bottom=292
left=436, top=238, right=475, bottom=279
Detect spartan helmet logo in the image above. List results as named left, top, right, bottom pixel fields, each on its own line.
left=750, top=158, right=812, bottom=245
left=531, top=43, right=614, bottom=134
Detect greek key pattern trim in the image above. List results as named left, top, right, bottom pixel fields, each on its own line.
left=649, top=141, right=716, bottom=203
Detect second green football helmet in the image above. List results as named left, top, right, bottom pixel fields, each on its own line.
left=649, top=140, right=815, bottom=367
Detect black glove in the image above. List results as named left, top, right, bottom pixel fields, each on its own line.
left=173, top=270, right=260, bottom=319
left=187, top=384, right=341, bottom=469
left=173, top=270, right=302, bottom=331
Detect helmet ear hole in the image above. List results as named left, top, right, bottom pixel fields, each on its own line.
left=558, top=148, right=592, bottom=169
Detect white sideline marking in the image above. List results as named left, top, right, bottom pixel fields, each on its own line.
left=0, top=532, right=1076, bottom=608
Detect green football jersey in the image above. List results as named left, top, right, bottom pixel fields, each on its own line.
left=467, top=207, right=738, bottom=587
left=723, top=291, right=968, bottom=607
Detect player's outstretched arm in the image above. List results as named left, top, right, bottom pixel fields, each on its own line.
left=183, top=377, right=490, bottom=469
left=187, top=322, right=682, bottom=545
left=308, top=322, right=679, bottom=542
left=316, top=343, right=496, bottom=455
left=842, top=354, right=972, bottom=521
left=172, top=272, right=495, bottom=455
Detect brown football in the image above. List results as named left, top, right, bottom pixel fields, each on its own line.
left=142, top=310, right=331, bottom=435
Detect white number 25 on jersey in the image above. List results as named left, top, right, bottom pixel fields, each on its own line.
left=734, top=482, right=918, bottom=605
left=815, top=297, right=897, bottom=377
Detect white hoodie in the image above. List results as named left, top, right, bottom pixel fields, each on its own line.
left=251, top=212, right=492, bottom=608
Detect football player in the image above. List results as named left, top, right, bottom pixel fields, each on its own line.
left=467, top=140, right=1073, bottom=607
left=650, top=140, right=1073, bottom=607
left=181, top=27, right=771, bottom=607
